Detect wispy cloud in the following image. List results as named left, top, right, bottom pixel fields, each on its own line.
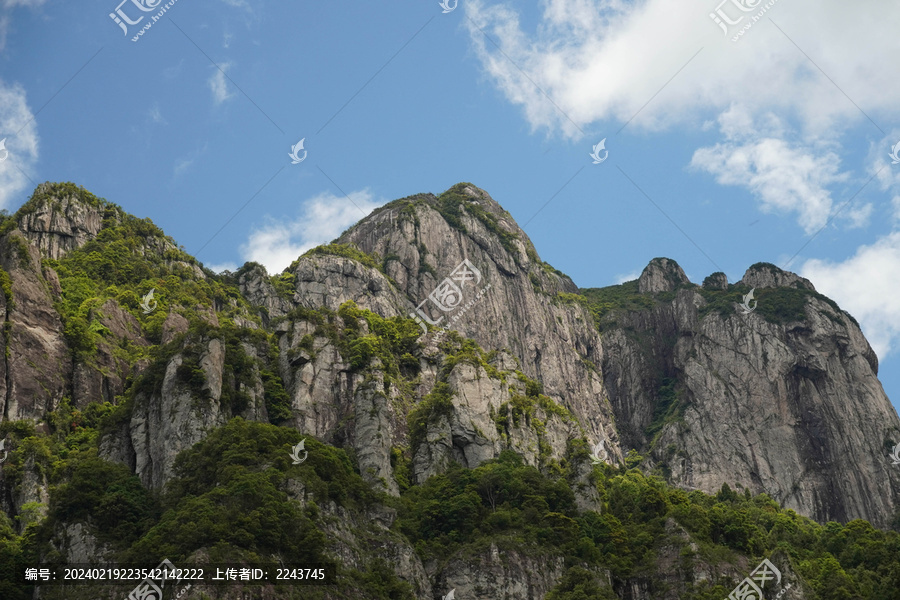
left=0, top=78, right=38, bottom=209
left=208, top=62, right=234, bottom=105
left=173, top=143, right=207, bottom=176
left=0, top=0, right=47, bottom=52
left=148, top=103, right=167, bottom=125
left=240, top=189, right=384, bottom=274
left=801, top=232, right=900, bottom=359
left=2, top=0, right=48, bottom=7
left=691, top=106, right=851, bottom=234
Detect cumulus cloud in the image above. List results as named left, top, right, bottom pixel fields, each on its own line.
left=691, top=105, right=850, bottom=233
left=208, top=62, right=234, bottom=105
left=801, top=232, right=900, bottom=358
left=241, top=189, right=384, bottom=274
left=0, top=79, right=38, bottom=209
left=464, top=0, right=900, bottom=137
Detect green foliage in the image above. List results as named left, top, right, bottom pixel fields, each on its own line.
left=271, top=271, right=296, bottom=300
left=699, top=283, right=850, bottom=326
left=123, top=418, right=367, bottom=566
left=546, top=566, right=617, bottom=600
left=408, top=382, right=455, bottom=454
left=337, top=301, right=421, bottom=379
left=261, top=367, right=292, bottom=423
left=49, top=458, right=158, bottom=546
left=579, top=280, right=657, bottom=328
left=302, top=243, right=381, bottom=271
left=435, top=183, right=520, bottom=257
left=347, top=558, right=415, bottom=599
left=0, top=267, right=12, bottom=308
left=645, top=377, right=685, bottom=441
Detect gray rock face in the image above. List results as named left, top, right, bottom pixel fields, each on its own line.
left=16, top=183, right=105, bottom=260
left=237, top=262, right=292, bottom=319
left=437, top=543, right=568, bottom=599
left=702, top=272, right=729, bottom=290
left=0, top=232, right=70, bottom=420
left=601, top=261, right=900, bottom=527
left=638, top=257, right=690, bottom=293
left=337, top=185, right=621, bottom=463
left=741, top=262, right=815, bottom=290
left=129, top=341, right=230, bottom=489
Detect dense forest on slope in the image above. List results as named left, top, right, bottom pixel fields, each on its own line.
left=3, top=413, right=900, bottom=598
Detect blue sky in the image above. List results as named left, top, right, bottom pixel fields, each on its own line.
left=1, top=0, right=899, bottom=410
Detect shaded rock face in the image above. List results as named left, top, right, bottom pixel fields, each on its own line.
left=16, top=184, right=106, bottom=260
left=128, top=340, right=231, bottom=489
left=601, top=262, right=900, bottom=528
left=237, top=262, right=292, bottom=319
left=0, top=232, right=70, bottom=420
left=702, top=272, right=729, bottom=290
left=638, top=257, right=690, bottom=293
left=437, top=543, right=569, bottom=599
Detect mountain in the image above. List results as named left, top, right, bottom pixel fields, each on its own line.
left=0, top=181, right=899, bottom=600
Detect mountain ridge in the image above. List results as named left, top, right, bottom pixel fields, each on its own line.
left=0, top=180, right=898, bottom=599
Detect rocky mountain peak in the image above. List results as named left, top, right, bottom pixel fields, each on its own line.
left=13, top=182, right=115, bottom=260
left=702, top=271, right=729, bottom=290
left=740, top=262, right=815, bottom=290
left=637, top=257, right=690, bottom=293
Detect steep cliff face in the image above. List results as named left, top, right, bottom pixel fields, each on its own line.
left=0, top=231, right=70, bottom=421
left=337, top=186, right=617, bottom=449
left=598, top=258, right=900, bottom=528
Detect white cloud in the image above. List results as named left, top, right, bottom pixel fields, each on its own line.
left=205, top=261, right=238, bottom=273
left=464, top=0, right=900, bottom=138
left=614, top=270, right=641, bottom=284
left=2, top=0, right=47, bottom=7
left=208, top=62, right=234, bottom=105
left=173, top=143, right=207, bottom=176
left=0, top=0, right=47, bottom=53
left=241, top=189, right=384, bottom=274
left=163, top=59, right=185, bottom=79
left=691, top=105, right=849, bottom=234
left=0, top=79, right=38, bottom=209
left=148, top=103, right=167, bottom=125
left=801, top=232, right=900, bottom=359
